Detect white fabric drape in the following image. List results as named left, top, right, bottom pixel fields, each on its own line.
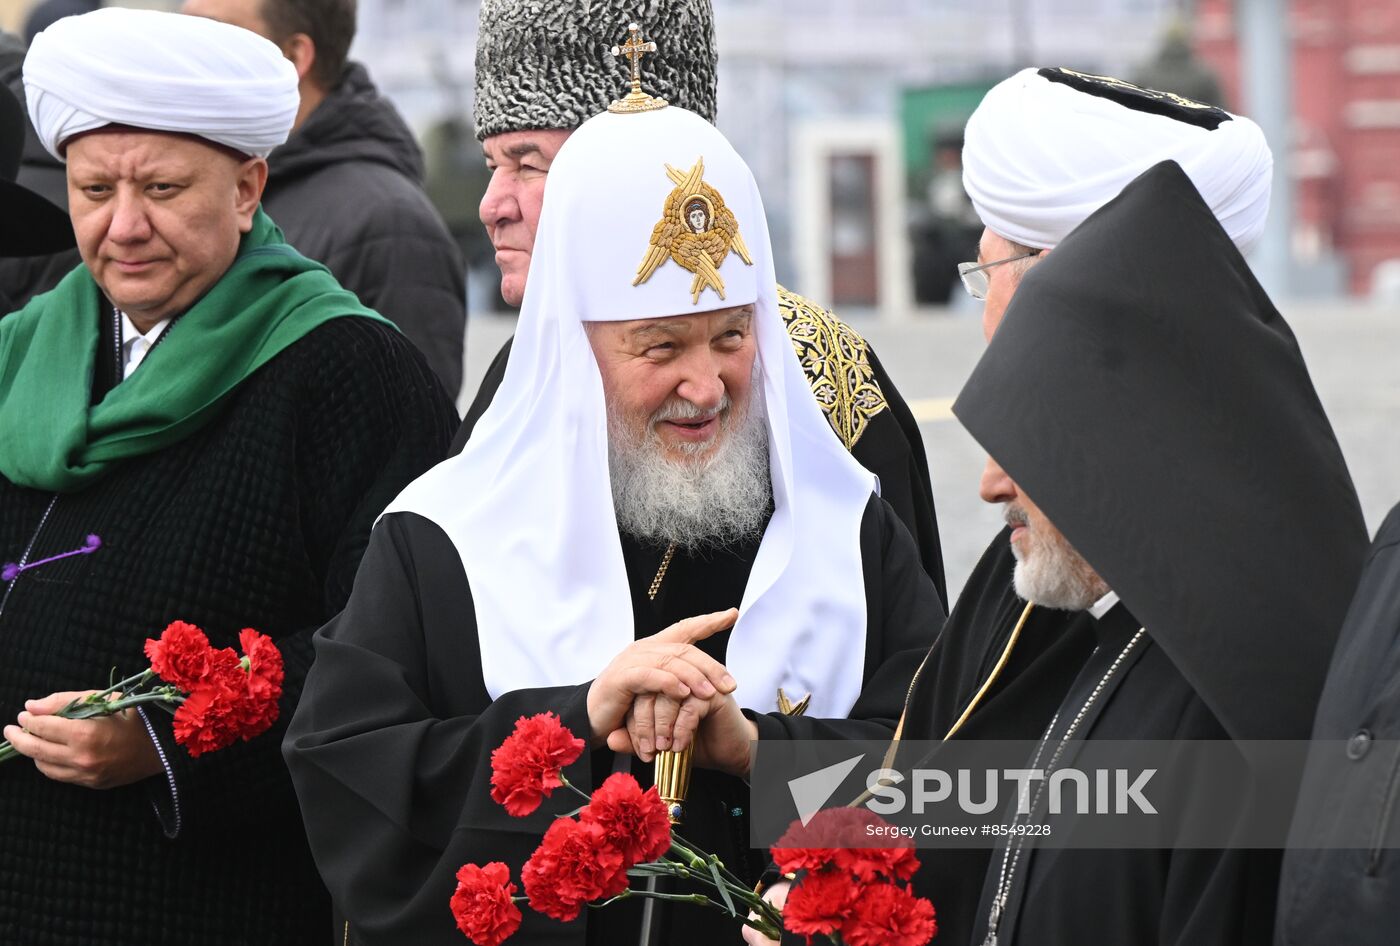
left=384, top=107, right=876, bottom=718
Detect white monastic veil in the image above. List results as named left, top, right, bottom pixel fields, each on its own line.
left=383, top=107, right=876, bottom=717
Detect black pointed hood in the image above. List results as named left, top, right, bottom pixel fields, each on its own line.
left=953, top=160, right=1367, bottom=741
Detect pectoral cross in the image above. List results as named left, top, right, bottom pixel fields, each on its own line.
left=608, top=22, right=668, bottom=114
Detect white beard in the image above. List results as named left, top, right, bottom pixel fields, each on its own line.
left=1008, top=509, right=1109, bottom=611
left=608, top=390, right=772, bottom=551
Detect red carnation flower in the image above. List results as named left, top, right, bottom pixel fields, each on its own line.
left=772, top=807, right=918, bottom=881
left=579, top=772, right=672, bottom=866
left=171, top=649, right=248, bottom=757
left=834, top=843, right=920, bottom=884
left=490, top=713, right=585, bottom=817
left=144, top=621, right=215, bottom=691
left=232, top=628, right=283, bottom=733
left=171, top=637, right=282, bottom=757
left=239, top=628, right=284, bottom=703
left=839, top=881, right=937, bottom=946
left=781, top=867, right=859, bottom=940
left=521, top=819, right=628, bottom=922
left=450, top=862, right=522, bottom=946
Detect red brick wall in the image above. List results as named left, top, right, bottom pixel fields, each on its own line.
left=1194, top=0, right=1400, bottom=294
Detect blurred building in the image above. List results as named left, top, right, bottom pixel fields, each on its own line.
left=356, top=0, right=1183, bottom=316
left=1197, top=0, right=1400, bottom=298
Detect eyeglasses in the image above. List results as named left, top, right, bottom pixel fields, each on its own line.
left=957, top=251, right=1039, bottom=301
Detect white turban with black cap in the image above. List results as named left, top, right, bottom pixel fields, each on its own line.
left=23, top=7, right=298, bottom=160
left=963, top=67, right=1273, bottom=253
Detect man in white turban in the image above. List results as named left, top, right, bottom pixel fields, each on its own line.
left=284, top=98, right=943, bottom=945
left=0, top=9, right=456, bottom=943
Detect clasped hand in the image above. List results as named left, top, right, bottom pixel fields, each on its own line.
left=585, top=608, right=757, bottom=778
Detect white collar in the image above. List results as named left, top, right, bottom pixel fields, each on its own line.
left=1088, top=590, right=1121, bottom=620
left=119, top=310, right=171, bottom=346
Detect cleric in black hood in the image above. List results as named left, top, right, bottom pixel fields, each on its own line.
left=944, top=159, right=1367, bottom=946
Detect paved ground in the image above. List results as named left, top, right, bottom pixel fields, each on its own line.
left=460, top=301, right=1400, bottom=602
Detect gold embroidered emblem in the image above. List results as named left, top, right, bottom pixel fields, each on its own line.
left=778, top=287, right=887, bottom=450
left=634, top=157, right=754, bottom=304
left=609, top=23, right=668, bottom=114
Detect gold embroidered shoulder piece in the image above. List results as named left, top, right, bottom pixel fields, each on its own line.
left=777, top=286, right=888, bottom=451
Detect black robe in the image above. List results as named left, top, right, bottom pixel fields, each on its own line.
left=886, top=530, right=1096, bottom=946
left=0, top=318, right=456, bottom=945
left=813, top=529, right=1276, bottom=946
left=284, top=495, right=943, bottom=946
left=1276, top=501, right=1400, bottom=946
left=452, top=287, right=948, bottom=610
left=965, top=601, right=1280, bottom=946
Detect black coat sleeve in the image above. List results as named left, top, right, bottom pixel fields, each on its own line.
left=284, top=513, right=596, bottom=946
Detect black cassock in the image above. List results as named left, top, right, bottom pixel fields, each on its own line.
left=284, top=495, right=941, bottom=946
left=960, top=600, right=1279, bottom=946
left=867, top=531, right=1278, bottom=946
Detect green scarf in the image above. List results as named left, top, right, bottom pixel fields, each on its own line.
left=0, top=208, right=393, bottom=492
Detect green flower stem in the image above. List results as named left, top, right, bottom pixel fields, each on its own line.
left=595, top=888, right=780, bottom=941
left=59, top=669, right=155, bottom=714
left=742, top=914, right=784, bottom=940
left=0, top=685, right=183, bottom=765
left=669, top=835, right=750, bottom=893
left=623, top=860, right=769, bottom=921
left=55, top=689, right=183, bottom=720
left=559, top=773, right=592, bottom=803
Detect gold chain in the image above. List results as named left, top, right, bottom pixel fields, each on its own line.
left=647, top=543, right=677, bottom=601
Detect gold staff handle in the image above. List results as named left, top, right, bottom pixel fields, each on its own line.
left=654, top=747, right=693, bottom=825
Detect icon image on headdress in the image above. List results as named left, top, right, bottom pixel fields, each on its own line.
left=635, top=157, right=753, bottom=304
left=684, top=197, right=712, bottom=234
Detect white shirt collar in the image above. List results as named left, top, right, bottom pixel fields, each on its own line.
left=118, top=310, right=172, bottom=380
left=1088, top=590, right=1121, bottom=620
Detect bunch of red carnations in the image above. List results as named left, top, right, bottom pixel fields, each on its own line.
left=448, top=713, right=937, bottom=946
left=0, top=619, right=284, bottom=764
left=770, top=807, right=938, bottom=945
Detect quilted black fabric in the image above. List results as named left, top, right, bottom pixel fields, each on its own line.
left=0, top=317, right=455, bottom=945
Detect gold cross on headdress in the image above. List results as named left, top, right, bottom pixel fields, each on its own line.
left=609, top=22, right=668, bottom=114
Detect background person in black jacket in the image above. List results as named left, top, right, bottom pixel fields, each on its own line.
left=1276, top=502, right=1400, bottom=946
left=183, top=0, right=469, bottom=398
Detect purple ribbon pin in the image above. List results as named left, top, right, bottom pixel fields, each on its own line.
left=2, top=534, right=102, bottom=583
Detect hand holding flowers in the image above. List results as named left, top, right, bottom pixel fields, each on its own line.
left=0, top=620, right=284, bottom=783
